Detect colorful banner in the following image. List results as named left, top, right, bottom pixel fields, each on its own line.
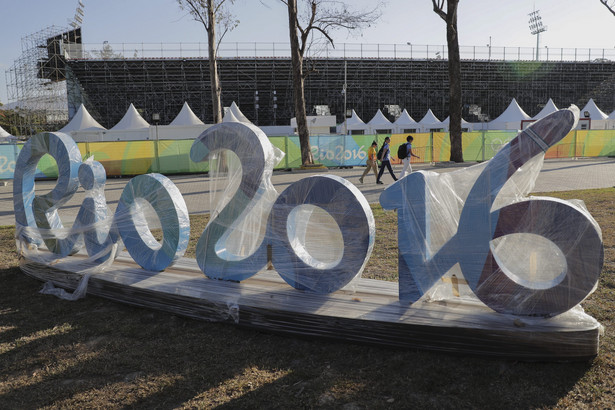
left=2, top=129, right=615, bottom=181
left=0, top=144, right=19, bottom=180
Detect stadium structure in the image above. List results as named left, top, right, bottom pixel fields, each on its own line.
left=5, top=26, right=615, bottom=135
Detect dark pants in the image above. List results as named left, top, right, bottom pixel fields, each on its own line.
left=377, top=160, right=397, bottom=182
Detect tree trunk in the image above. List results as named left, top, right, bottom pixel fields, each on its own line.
left=207, top=0, right=223, bottom=124
left=446, top=0, right=463, bottom=163
left=287, top=0, right=314, bottom=166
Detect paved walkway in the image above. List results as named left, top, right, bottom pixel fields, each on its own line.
left=1, top=157, right=614, bottom=227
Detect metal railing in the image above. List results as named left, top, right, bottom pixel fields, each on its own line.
left=63, top=42, right=615, bottom=63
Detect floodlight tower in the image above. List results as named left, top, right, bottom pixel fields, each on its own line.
left=69, top=0, right=85, bottom=29
left=528, top=9, right=547, bottom=61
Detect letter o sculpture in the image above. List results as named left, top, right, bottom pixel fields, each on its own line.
left=115, top=173, right=190, bottom=271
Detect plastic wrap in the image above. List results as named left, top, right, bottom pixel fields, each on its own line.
left=189, top=122, right=279, bottom=281
left=190, top=122, right=375, bottom=292
left=19, top=252, right=602, bottom=360
left=14, top=132, right=190, bottom=274
left=267, top=174, right=374, bottom=292
left=381, top=106, right=603, bottom=316
left=12, top=110, right=605, bottom=359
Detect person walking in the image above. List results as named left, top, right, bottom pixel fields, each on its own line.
left=399, top=135, right=420, bottom=179
left=376, top=136, right=397, bottom=185
left=359, top=141, right=379, bottom=184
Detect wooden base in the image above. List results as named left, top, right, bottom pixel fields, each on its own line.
left=20, top=252, right=601, bottom=361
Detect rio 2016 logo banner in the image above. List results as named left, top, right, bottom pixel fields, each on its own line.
left=13, top=107, right=603, bottom=318
left=0, top=147, right=17, bottom=179
left=310, top=138, right=367, bottom=165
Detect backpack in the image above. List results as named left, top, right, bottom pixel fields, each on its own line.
left=397, top=143, right=408, bottom=159
left=377, top=145, right=385, bottom=161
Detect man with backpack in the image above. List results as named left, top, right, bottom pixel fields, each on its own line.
left=376, top=136, right=398, bottom=185
left=399, top=135, right=420, bottom=179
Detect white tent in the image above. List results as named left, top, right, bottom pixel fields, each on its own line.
left=103, top=103, right=150, bottom=141
left=59, top=104, right=106, bottom=133
left=259, top=125, right=294, bottom=136
left=169, top=102, right=204, bottom=126
left=344, top=109, right=367, bottom=134
left=229, top=101, right=252, bottom=124
left=488, top=98, right=531, bottom=130
left=0, top=125, right=16, bottom=142
left=393, top=109, right=420, bottom=133
left=532, top=98, right=559, bottom=120
left=440, top=116, right=473, bottom=132
left=111, top=103, right=150, bottom=130
left=367, top=109, right=393, bottom=134
left=223, top=109, right=241, bottom=123
left=155, top=102, right=209, bottom=140
left=0, top=125, right=12, bottom=139
left=578, top=98, right=609, bottom=130
left=580, top=98, right=608, bottom=120
left=291, top=115, right=336, bottom=135
left=418, top=109, right=441, bottom=132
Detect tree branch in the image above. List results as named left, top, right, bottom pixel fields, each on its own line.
left=179, top=0, right=210, bottom=30
left=311, top=27, right=335, bottom=45
left=601, top=0, right=615, bottom=16
left=285, top=0, right=383, bottom=56
left=431, top=0, right=447, bottom=21
left=213, top=0, right=229, bottom=15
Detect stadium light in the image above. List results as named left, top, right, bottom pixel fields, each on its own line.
left=487, top=36, right=492, bottom=60
left=528, top=9, right=547, bottom=61
left=70, top=0, right=85, bottom=28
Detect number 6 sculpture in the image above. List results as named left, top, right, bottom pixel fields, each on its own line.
left=381, top=107, right=603, bottom=316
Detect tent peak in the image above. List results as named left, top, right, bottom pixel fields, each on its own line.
left=59, top=104, right=106, bottom=133
left=419, top=109, right=440, bottom=124
left=110, top=103, right=150, bottom=130
left=170, top=102, right=204, bottom=126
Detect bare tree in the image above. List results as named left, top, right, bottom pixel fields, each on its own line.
left=601, top=0, right=615, bottom=16
left=282, top=0, right=382, bottom=166
left=178, top=0, right=238, bottom=124
left=432, top=0, right=463, bottom=163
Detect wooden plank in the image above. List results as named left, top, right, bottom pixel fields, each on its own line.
left=20, top=252, right=600, bottom=361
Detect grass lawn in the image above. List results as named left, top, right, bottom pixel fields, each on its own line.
left=1, top=188, right=614, bottom=409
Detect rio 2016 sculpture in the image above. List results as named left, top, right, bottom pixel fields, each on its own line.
left=13, top=107, right=603, bottom=323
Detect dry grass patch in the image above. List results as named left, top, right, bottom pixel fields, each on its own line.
left=0, top=189, right=614, bottom=408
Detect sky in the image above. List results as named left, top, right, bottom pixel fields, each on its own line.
left=1, top=0, right=614, bottom=104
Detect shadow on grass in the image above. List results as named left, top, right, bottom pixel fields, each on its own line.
left=0, top=265, right=594, bottom=409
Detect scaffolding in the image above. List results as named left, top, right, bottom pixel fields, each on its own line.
left=6, top=38, right=615, bottom=133
left=5, top=26, right=83, bottom=136
left=65, top=56, right=615, bottom=129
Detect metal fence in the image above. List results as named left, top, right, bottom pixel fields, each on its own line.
left=63, top=42, right=615, bottom=63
